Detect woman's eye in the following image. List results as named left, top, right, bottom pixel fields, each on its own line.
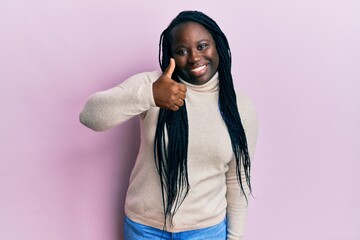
left=176, top=49, right=188, bottom=56
left=198, top=43, right=208, bottom=50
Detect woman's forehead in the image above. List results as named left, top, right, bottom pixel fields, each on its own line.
left=170, top=22, right=214, bottom=44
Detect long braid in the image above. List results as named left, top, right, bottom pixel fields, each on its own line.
left=154, top=10, right=252, bottom=227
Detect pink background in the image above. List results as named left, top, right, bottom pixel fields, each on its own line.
left=1, top=0, right=359, bottom=239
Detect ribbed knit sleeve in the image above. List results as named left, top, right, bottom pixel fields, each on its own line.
left=226, top=92, right=258, bottom=240
left=79, top=71, right=161, bottom=131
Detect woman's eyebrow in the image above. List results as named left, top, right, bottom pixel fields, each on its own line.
left=173, top=39, right=210, bottom=49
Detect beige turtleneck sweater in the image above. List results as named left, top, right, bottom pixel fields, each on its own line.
left=80, top=71, right=258, bottom=239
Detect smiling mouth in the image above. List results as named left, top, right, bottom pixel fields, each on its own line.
left=189, top=64, right=207, bottom=73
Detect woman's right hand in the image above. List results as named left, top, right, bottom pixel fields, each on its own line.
left=152, top=58, right=187, bottom=111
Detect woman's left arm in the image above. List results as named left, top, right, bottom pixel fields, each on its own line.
left=226, top=92, right=259, bottom=240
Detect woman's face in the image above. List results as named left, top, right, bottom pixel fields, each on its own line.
left=170, top=22, right=219, bottom=85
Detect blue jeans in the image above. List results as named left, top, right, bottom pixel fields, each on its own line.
left=124, top=216, right=227, bottom=240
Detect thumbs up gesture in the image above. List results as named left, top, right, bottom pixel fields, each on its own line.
left=153, top=58, right=187, bottom=111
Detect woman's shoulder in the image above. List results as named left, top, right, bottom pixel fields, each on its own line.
left=119, top=71, right=162, bottom=87
left=235, top=90, right=258, bottom=128
left=126, top=71, right=162, bottom=82
left=235, top=90, right=256, bottom=112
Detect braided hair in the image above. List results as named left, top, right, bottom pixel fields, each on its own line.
left=154, top=10, right=251, bottom=226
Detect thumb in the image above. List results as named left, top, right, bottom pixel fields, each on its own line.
left=163, top=58, right=176, bottom=78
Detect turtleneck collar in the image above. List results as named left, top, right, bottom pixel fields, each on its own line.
left=178, top=72, right=219, bottom=93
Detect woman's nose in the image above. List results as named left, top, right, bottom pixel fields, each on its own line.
left=188, top=50, right=201, bottom=63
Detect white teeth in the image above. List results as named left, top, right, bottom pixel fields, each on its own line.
left=190, top=65, right=206, bottom=72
